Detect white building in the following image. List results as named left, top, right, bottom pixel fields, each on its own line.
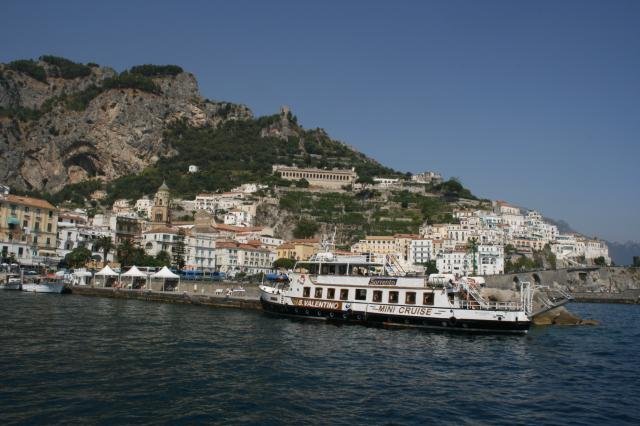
left=134, top=196, right=153, bottom=219
left=411, top=171, right=443, bottom=184
left=215, top=241, right=274, bottom=275
left=409, top=239, right=434, bottom=265
left=188, top=165, right=199, bottom=173
left=373, top=177, right=400, bottom=187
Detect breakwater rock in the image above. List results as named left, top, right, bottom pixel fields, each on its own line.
left=532, top=306, right=598, bottom=326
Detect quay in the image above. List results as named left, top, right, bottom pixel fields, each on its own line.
left=70, top=284, right=262, bottom=311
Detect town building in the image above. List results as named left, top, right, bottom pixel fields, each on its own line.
left=411, top=171, right=443, bottom=184
left=0, top=193, right=59, bottom=264
left=272, top=164, right=358, bottom=189
left=276, top=238, right=320, bottom=261
left=216, top=241, right=274, bottom=275
left=151, top=181, right=171, bottom=225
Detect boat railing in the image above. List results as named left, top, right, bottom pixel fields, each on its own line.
left=459, top=300, right=524, bottom=311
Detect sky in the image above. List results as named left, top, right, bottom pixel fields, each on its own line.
left=2, top=0, right=639, bottom=242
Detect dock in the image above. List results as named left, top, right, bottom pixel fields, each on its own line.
left=70, top=286, right=262, bottom=310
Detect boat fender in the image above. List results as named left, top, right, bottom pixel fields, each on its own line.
left=356, top=314, right=362, bottom=321
left=329, top=312, right=334, bottom=318
left=448, top=316, right=457, bottom=326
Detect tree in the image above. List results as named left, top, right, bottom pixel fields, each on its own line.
left=95, top=236, right=114, bottom=267
left=467, top=237, right=479, bottom=276
left=594, top=256, right=607, bottom=266
left=295, top=178, right=309, bottom=188
left=116, top=239, right=139, bottom=268
left=634, top=256, right=640, bottom=267
left=423, top=260, right=438, bottom=275
left=293, top=218, right=319, bottom=239
left=273, top=258, right=296, bottom=269
left=155, top=250, right=172, bottom=267
left=65, top=247, right=92, bottom=268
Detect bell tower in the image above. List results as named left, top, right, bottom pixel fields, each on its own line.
left=151, top=181, right=170, bottom=225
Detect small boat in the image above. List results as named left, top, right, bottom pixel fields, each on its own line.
left=259, top=249, right=534, bottom=334
left=21, top=275, right=67, bottom=294
left=0, top=274, right=22, bottom=290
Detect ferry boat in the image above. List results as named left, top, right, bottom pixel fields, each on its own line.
left=259, top=251, right=533, bottom=334
left=21, top=275, right=67, bottom=294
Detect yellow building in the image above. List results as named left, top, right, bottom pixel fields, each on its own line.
left=276, top=238, right=320, bottom=261
left=0, top=194, right=58, bottom=259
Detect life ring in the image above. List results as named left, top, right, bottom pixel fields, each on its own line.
left=297, top=274, right=306, bottom=284
left=448, top=316, right=457, bottom=326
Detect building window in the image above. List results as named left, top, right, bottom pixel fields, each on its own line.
left=339, top=289, right=349, bottom=300
left=46, top=237, right=51, bottom=246
left=355, top=289, right=367, bottom=300
left=423, top=293, right=434, bottom=305
left=406, top=292, right=416, bottom=304
left=47, top=223, right=52, bottom=232
left=388, top=291, right=399, bottom=304
left=303, top=287, right=310, bottom=298
left=326, top=288, right=335, bottom=299
left=372, top=290, right=382, bottom=303
left=48, top=211, right=53, bottom=218
left=314, top=287, right=323, bottom=298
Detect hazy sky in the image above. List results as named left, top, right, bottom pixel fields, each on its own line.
left=2, top=0, right=639, bottom=242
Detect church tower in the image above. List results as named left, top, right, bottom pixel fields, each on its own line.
left=151, top=181, right=170, bottom=225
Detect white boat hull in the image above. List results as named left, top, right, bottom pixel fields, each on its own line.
left=0, top=282, right=21, bottom=291
left=21, top=282, right=67, bottom=294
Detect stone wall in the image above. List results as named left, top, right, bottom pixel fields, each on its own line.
left=484, top=267, right=640, bottom=293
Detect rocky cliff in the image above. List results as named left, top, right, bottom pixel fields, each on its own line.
left=0, top=57, right=252, bottom=193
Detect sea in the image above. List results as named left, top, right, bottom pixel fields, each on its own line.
left=1, top=292, right=639, bottom=425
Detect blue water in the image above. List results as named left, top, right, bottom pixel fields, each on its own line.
left=1, top=292, right=639, bottom=425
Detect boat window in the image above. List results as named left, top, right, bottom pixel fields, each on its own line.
left=338, top=265, right=347, bottom=275
left=339, top=289, right=349, bottom=300
left=406, top=292, right=416, bottom=305
left=303, top=287, right=310, bottom=297
left=355, top=289, right=367, bottom=301
left=327, top=288, right=335, bottom=299
left=423, top=292, right=434, bottom=305
left=372, top=290, right=382, bottom=303
left=388, top=291, right=399, bottom=304
left=314, top=287, right=323, bottom=298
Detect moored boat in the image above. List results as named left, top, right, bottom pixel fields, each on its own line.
left=0, top=274, right=22, bottom=290
left=260, top=251, right=533, bottom=334
left=21, top=275, right=67, bottom=294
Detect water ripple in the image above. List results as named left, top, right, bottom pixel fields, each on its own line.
left=1, top=292, right=639, bottom=425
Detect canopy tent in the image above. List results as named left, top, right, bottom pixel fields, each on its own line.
left=73, top=269, right=93, bottom=285
left=122, top=266, right=147, bottom=277
left=152, top=266, right=180, bottom=291
left=122, top=266, right=149, bottom=290
left=96, top=265, right=119, bottom=276
left=152, top=266, right=180, bottom=279
left=96, top=265, right=119, bottom=287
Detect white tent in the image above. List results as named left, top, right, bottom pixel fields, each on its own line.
left=152, top=266, right=180, bottom=279
left=122, top=266, right=149, bottom=290
left=73, top=269, right=93, bottom=286
left=152, top=266, right=180, bottom=291
left=96, top=265, right=119, bottom=287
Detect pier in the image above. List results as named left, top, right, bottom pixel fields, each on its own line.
left=70, top=285, right=262, bottom=310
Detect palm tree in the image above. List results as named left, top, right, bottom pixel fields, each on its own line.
left=467, top=237, right=479, bottom=276
left=95, top=236, right=114, bottom=267
left=116, top=238, right=137, bottom=268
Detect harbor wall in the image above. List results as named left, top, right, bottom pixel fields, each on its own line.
left=71, top=286, right=262, bottom=310
left=484, top=267, right=640, bottom=303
